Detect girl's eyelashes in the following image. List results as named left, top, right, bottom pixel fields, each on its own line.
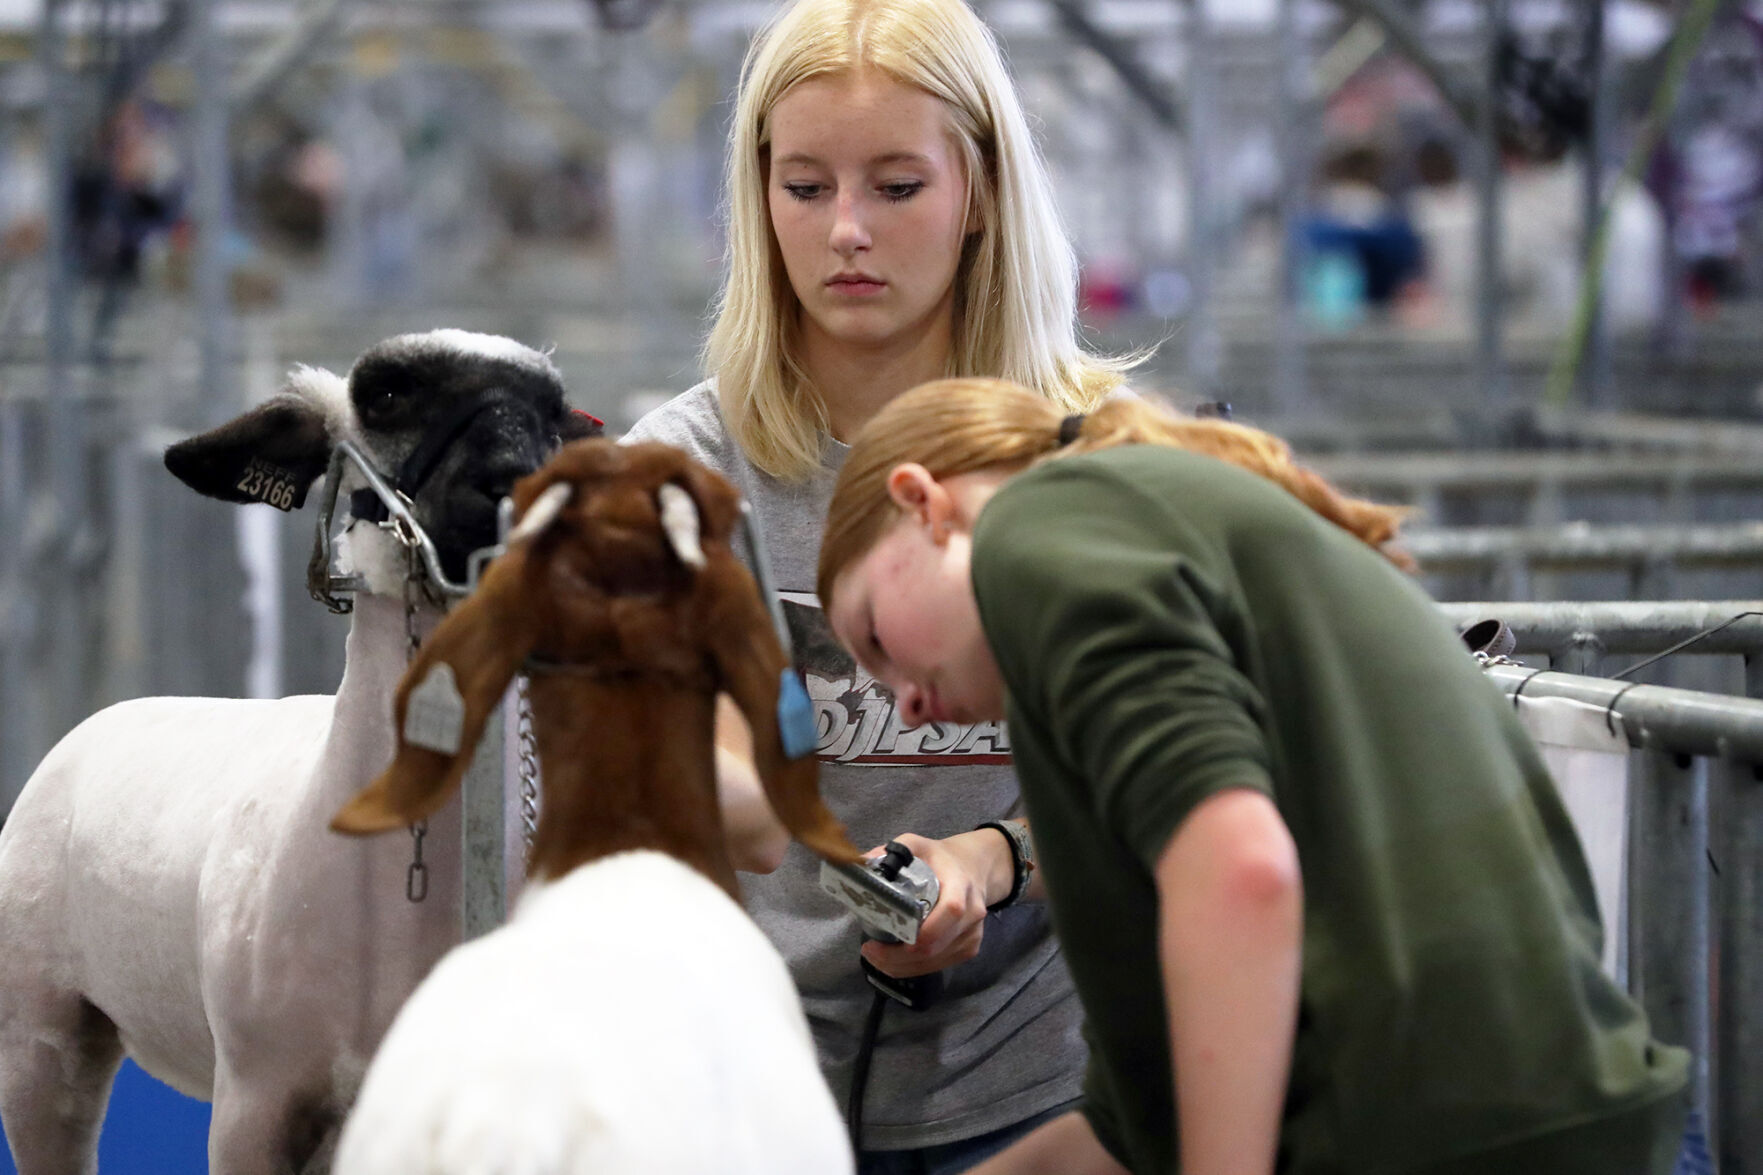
left=778, top=180, right=924, bottom=202
left=879, top=181, right=923, bottom=202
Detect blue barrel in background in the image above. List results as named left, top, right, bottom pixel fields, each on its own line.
left=0, top=1059, right=210, bottom=1173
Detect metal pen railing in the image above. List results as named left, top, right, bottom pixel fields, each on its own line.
left=1438, top=600, right=1763, bottom=694
left=1314, top=451, right=1763, bottom=529
left=1408, top=521, right=1763, bottom=601
left=1482, top=664, right=1763, bottom=1172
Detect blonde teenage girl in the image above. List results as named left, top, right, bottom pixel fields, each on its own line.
left=815, top=377, right=1690, bottom=1175
left=622, top=0, right=1133, bottom=1169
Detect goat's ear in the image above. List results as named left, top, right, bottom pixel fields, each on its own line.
left=703, top=556, right=862, bottom=865
left=163, top=392, right=335, bottom=511
left=331, top=547, right=544, bottom=835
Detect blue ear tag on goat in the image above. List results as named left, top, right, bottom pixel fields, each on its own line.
left=778, top=670, right=818, bottom=760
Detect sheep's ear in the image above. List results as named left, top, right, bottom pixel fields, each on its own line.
left=703, top=556, right=862, bottom=865
left=163, top=393, right=336, bottom=511
left=331, top=547, right=544, bottom=835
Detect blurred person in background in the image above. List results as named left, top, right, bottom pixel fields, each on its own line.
left=0, top=118, right=47, bottom=262
left=70, top=98, right=183, bottom=288
left=1409, top=131, right=1665, bottom=334
left=1299, top=139, right=1425, bottom=327
left=622, top=0, right=1137, bottom=1169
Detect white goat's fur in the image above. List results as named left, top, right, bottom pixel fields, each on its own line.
left=0, top=329, right=577, bottom=1175
left=332, top=853, right=853, bottom=1175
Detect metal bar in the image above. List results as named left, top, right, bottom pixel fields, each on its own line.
left=1716, top=753, right=1763, bottom=1172
left=1311, top=17, right=1385, bottom=102
left=230, top=0, right=352, bottom=111
left=1549, top=634, right=1603, bottom=678
left=1482, top=665, right=1763, bottom=763
left=1046, top=0, right=1182, bottom=131
left=0, top=394, right=22, bottom=816
left=1474, top=0, right=1507, bottom=409
left=461, top=700, right=507, bottom=939
left=1579, top=0, right=1611, bottom=408
left=1628, top=748, right=1711, bottom=1131
left=1437, top=602, right=1763, bottom=657
left=1545, top=0, right=1724, bottom=408
left=1324, top=0, right=1482, bottom=130
left=1310, top=451, right=1763, bottom=489
left=190, top=0, right=246, bottom=703
left=191, top=0, right=232, bottom=422
left=1271, top=0, right=1309, bottom=417
left=1407, top=522, right=1763, bottom=567
left=1183, top=0, right=1220, bottom=401
left=38, top=0, right=84, bottom=776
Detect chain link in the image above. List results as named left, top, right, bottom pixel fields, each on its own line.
left=406, top=822, right=429, bottom=902
left=515, top=675, right=541, bottom=864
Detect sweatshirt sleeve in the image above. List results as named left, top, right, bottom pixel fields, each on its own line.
left=972, top=462, right=1275, bottom=868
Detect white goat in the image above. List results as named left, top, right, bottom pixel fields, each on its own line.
left=0, top=329, right=600, bottom=1175
left=327, top=439, right=860, bottom=1175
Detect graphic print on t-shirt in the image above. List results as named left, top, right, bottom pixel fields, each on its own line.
left=782, top=593, right=1011, bottom=766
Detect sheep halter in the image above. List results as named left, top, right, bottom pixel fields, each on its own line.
left=308, top=439, right=501, bottom=612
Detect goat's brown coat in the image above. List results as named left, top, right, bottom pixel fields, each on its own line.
left=332, top=440, right=860, bottom=894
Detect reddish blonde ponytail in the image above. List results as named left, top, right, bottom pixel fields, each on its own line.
left=818, top=379, right=1412, bottom=609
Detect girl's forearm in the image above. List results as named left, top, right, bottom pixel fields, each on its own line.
left=1155, top=788, right=1304, bottom=1175
left=714, top=695, right=788, bottom=872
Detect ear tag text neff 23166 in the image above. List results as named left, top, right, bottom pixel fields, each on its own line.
left=404, top=663, right=467, bottom=755
left=235, top=458, right=302, bottom=511
left=737, top=501, right=819, bottom=760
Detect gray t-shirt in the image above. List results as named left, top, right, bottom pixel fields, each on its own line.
left=624, top=381, right=1086, bottom=1149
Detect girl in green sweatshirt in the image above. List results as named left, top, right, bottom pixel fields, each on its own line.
left=814, top=377, right=1688, bottom=1175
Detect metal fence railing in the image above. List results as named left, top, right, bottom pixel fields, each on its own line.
left=1407, top=521, right=1763, bottom=602
left=1313, top=451, right=1763, bottom=530
left=1438, top=600, right=1763, bottom=696
left=1482, top=663, right=1763, bottom=1173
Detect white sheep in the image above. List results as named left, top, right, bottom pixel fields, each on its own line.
left=326, top=438, right=860, bottom=1175
left=0, top=329, right=600, bottom=1175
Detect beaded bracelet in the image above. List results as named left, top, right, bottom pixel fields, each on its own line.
left=976, top=819, right=1036, bottom=911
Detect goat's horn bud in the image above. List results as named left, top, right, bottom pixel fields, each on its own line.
left=508, top=483, right=572, bottom=544
left=658, top=482, right=706, bottom=569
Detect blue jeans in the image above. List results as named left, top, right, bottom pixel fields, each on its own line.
left=857, top=1100, right=1081, bottom=1175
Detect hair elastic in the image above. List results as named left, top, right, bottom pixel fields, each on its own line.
left=1057, top=413, right=1086, bottom=447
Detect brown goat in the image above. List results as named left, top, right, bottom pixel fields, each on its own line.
left=331, top=438, right=861, bottom=892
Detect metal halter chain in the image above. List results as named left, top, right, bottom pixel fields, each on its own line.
left=401, top=540, right=430, bottom=904
left=514, top=675, right=540, bottom=863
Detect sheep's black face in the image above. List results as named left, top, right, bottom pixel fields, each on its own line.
left=349, top=331, right=600, bottom=581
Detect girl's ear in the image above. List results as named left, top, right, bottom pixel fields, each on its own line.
left=884, top=464, right=955, bottom=535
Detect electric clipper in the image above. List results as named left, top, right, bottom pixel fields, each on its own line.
left=819, top=841, right=943, bottom=1008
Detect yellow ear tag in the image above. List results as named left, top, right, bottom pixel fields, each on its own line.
left=404, top=663, right=466, bottom=755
